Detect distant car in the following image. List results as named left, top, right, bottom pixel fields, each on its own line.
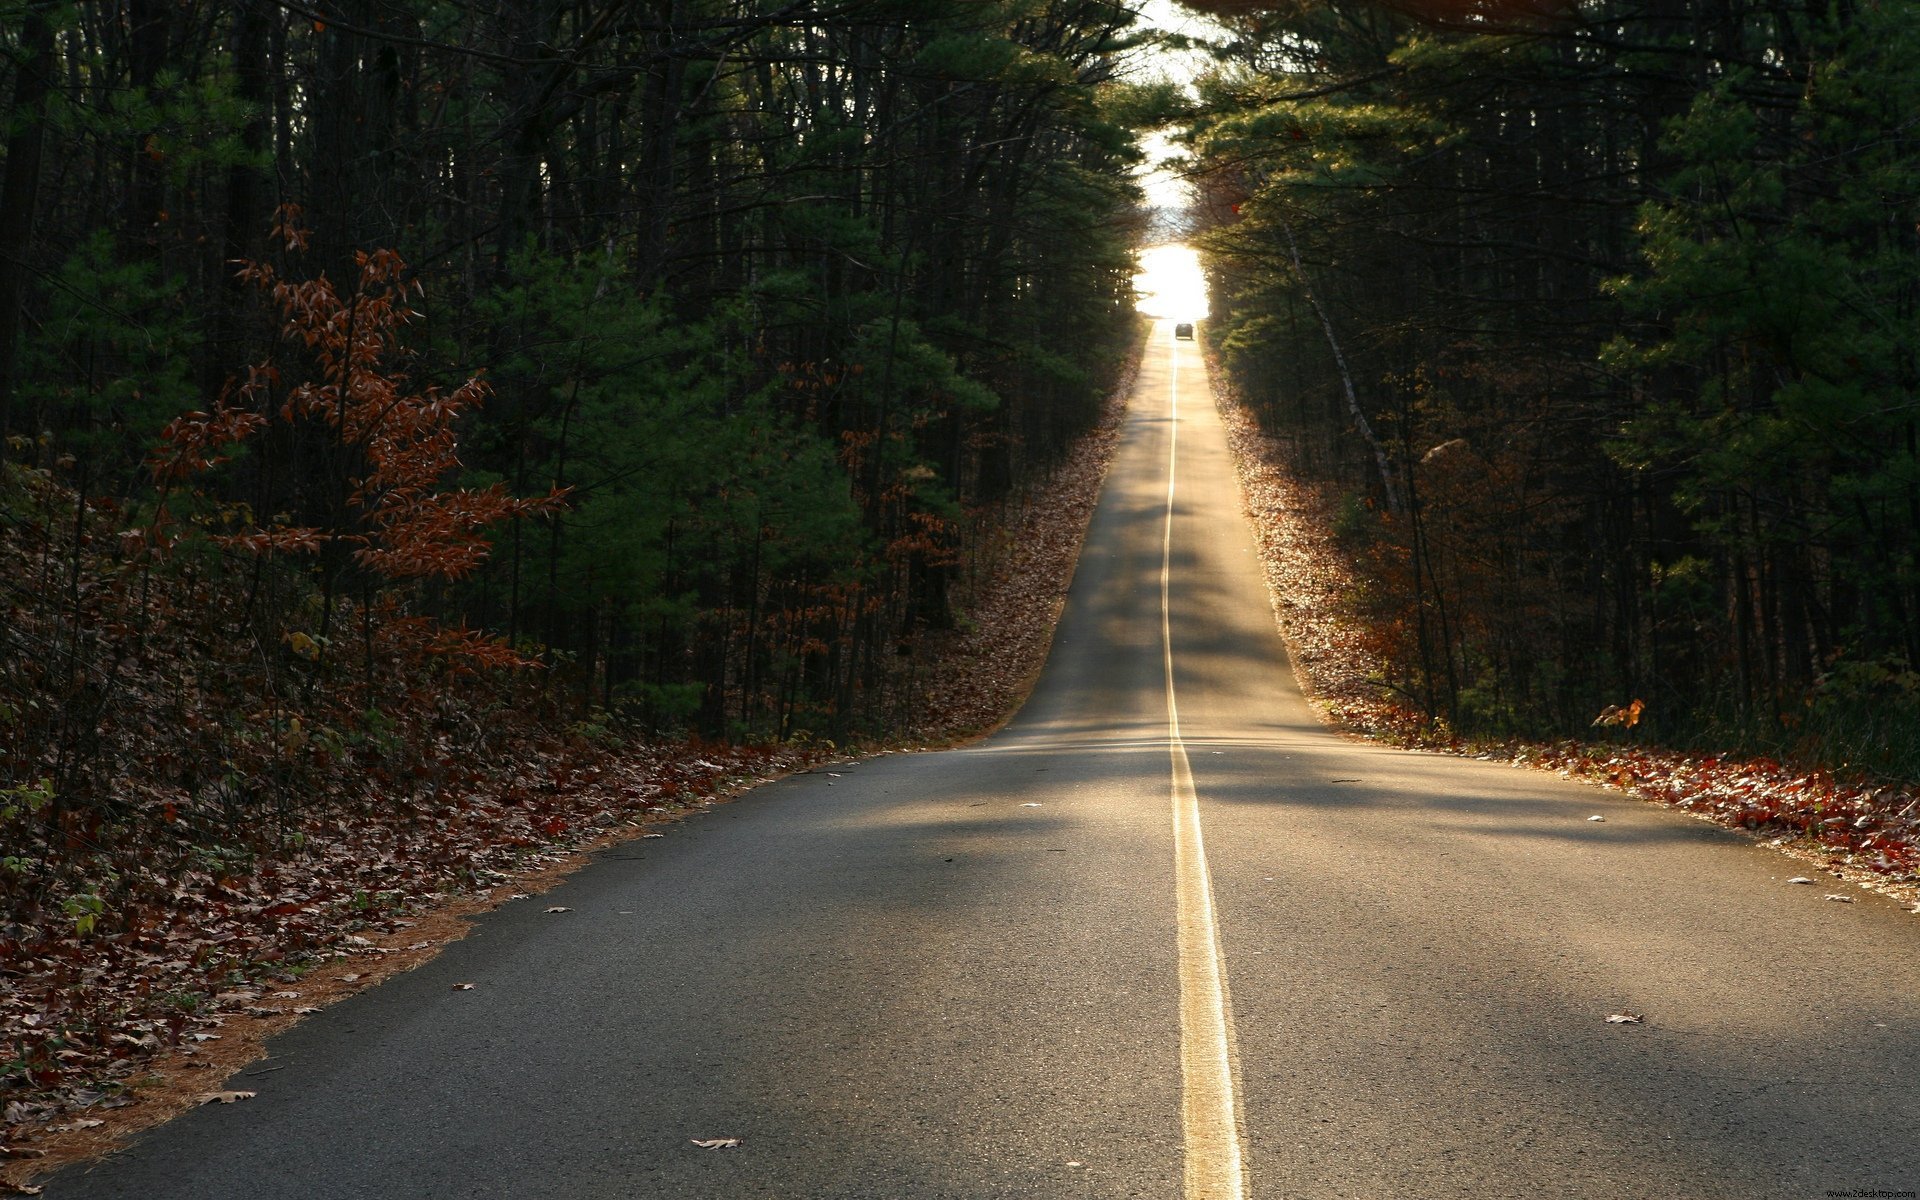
left=1174, top=322, right=1194, bottom=339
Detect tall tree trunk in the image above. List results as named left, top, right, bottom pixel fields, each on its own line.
left=636, top=0, right=688, bottom=283
left=208, top=0, right=275, bottom=393
left=1279, top=217, right=1402, bottom=513
left=0, top=5, right=56, bottom=441
left=125, top=0, right=170, bottom=259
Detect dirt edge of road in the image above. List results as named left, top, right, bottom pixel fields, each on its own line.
left=1206, top=350, right=1920, bottom=926
left=2, top=334, right=1142, bottom=1197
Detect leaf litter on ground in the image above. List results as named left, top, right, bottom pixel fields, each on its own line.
left=2, top=344, right=1137, bottom=1188
left=1216, top=374, right=1920, bottom=913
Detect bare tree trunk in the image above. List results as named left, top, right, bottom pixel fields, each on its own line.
left=1279, top=217, right=1402, bottom=513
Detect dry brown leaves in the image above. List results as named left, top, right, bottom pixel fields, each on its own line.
left=0, top=737, right=819, bottom=1185
left=0, top=351, right=1139, bottom=1187
left=902, top=351, right=1136, bottom=743
left=1516, top=741, right=1920, bottom=899
left=1215, top=394, right=1401, bottom=729
left=1213, top=372, right=1920, bottom=915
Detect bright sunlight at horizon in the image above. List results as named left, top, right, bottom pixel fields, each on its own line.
left=1133, top=243, right=1210, bottom=321
left=1130, top=2, right=1216, bottom=323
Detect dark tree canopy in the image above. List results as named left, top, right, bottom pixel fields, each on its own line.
left=1178, top=0, right=1920, bottom=775
left=0, top=0, right=1154, bottom=763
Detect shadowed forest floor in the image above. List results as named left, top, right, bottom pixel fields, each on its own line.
left=0, top=364, right=1133, bottom=1191
left=1214, top=372, right=1920, bottom=924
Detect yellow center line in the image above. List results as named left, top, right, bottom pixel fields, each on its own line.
left=1162, top=327, right=1250, bottom=1199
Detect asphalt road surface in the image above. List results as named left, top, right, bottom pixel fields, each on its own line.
left=56, top=323, right=1920, bottom=1198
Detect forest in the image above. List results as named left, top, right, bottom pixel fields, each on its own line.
left=0, top=10, right=1160, bottom=1109
left=1179, top=0, right=1920, bottom=780
left=0, top=0, right=1156, bottom=821
left=4, top=0, right=1916, bottom=906
left=4, top=0, right=1919, bottom=1161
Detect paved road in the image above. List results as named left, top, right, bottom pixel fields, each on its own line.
left=57, top=323, right=1920, bottom=1198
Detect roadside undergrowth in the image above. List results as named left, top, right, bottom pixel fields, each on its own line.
left=0, top=350, right=1135, bottom=1191
left=1213, top=373, right=1920, bottom=919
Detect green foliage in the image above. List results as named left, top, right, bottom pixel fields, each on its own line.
left=1803, top=659, right=1920, bottom=781
left=1099, top=79, right=1192, bottom=129
left=1183, top=0, right=1920, bottom=774
left=474, top=247, right=871, bottom=723
left=0, top=776, right=52, bottom=822
left=61, top=889, right=108, bottom=937
left=1604, top=3, right=1920, bottom=739
left=21, top=231, right=196, bottom=477
left=4, top=0, right=1147, bottom=766
left=612, top=683, right=704, bottom=728
left=851, top=316, right=1000, bottom=420
left=1330, top=493, right=1378, bottom=550
left=35, top=42, right=259, bottom=177
left=353, top=707, right=403, bottom=757
left=0, top=1, right=1150, bottom=1112
left=0, top=777, right=53, bottom=875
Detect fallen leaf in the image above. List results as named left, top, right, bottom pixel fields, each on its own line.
left=1591, top=699, right=1645, bottom=728
left=0, top=408, right=1131, bottom=1129
left=690, top=1137, right=741, bottom=1149
left=338, top=974, right=361, bottom=983
left=2, top=1181, right=43, bottom=1195
left=1605, top=1012, right=1642, bottom=1024
left=199, top=1090, right=256, bottom=1105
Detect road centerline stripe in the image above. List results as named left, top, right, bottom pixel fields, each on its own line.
left=1161, top=328, right=1250, bottom=1199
